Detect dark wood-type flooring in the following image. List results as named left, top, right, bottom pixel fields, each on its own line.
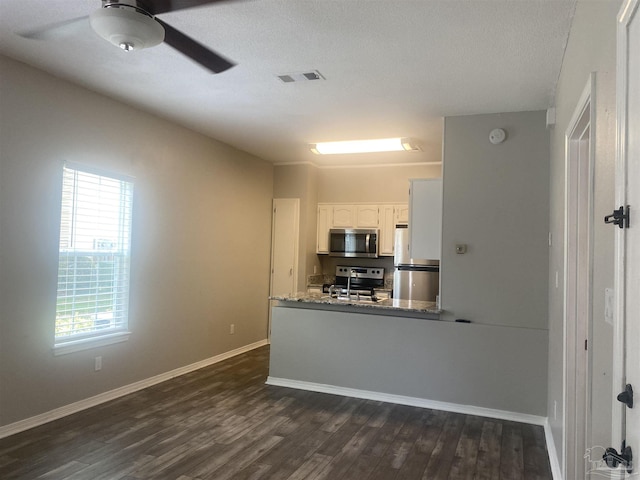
left=0, top=345, right=552, bottom=479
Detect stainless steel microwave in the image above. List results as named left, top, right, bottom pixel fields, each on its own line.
left=329, top=228, right=379, bottom=258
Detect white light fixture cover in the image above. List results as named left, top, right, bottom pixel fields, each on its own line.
left=90, top=7, right=165, bottom=51
left=310, top=137, right=420, bottom=155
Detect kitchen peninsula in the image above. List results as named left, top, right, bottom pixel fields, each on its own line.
left=267, top=291, right=548, bottom=421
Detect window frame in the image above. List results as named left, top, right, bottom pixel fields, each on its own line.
left=53, top=162, right=134, bottom=355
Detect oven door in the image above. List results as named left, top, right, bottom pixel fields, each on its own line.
left=329, top=229, right=378, bottom=258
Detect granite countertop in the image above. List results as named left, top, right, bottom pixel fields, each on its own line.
left=270, top=292, right=441, bottom=315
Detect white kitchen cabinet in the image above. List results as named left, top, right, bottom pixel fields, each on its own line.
left=355, top=205, right=379, bottom=228
left=316, top=205, right=331, bottom=254
left=409, top=179, right=442, bottom=260
left=379, top=205, right=396, bottom=256
left=332, top=205, right=355, bottom=227
left=394, top=204, right=409, bottom=225
left=378, top=204, right=409, bottom=256
left=316, top=203, right=408, bottom=256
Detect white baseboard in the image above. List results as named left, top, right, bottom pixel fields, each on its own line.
left=0, top=339, right=268, bottom=439
left=544, top=418, right=563, bottom=480
left=266, top=376, right=547, bottom=426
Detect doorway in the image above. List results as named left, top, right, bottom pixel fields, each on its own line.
left=269, top=198, right=300, bottom=337
left=563, top=74, right=595, bottom=480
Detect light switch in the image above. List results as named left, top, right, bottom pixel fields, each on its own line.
left=455, top=244, right=467, bottom=254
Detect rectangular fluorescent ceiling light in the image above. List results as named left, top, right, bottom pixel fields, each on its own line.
left=310, top=137, right=420, bottom=155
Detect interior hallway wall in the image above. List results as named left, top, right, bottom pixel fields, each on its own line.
left=546, top=0, right=620, bottom=467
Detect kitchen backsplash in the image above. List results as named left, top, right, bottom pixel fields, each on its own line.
left=307, top=273, right=394, bottom=290
left=306, top=274, right=334, bottom=286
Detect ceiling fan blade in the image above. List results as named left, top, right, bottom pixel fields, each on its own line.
left=155, top=18, right=235, bottom=74
left=147, top=0, right=232, bottom=15
left=19, top=16, right=89, bottom=40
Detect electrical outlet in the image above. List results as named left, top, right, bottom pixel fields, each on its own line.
left=230, top=324, right=235, bottom=335
left=94, top=356, right=102, bottom=371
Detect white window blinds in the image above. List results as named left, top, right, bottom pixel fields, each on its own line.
left=55, top=163, right=134, bottom=344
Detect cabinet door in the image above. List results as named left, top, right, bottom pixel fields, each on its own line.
left=394, top=204, right=409, bottom=225
left=316, top=205, right=331, bottom=253
left=355, top=205, right=379, bottom=228
left=379, top=205, right=396, bottom=256
left=409, top=179, right=442, bottom=260
left=332, top=205, right=355, bottom=227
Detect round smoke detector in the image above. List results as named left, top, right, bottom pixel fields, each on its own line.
left=489, top=128, right=506, bottom=144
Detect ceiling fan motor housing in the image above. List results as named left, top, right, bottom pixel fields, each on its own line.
left=90, top=4, right=164, bottom=51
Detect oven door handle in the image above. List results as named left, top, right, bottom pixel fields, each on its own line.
left=365, top=233, right=370, bottom=254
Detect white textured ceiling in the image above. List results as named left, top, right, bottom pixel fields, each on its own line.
left=0, top=0, right=575, bottom=166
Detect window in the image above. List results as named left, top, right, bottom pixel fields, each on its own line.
left=54, top=163, right=134, bottom=352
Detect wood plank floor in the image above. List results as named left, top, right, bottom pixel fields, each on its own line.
left=0, top=346, right=552, bottom=479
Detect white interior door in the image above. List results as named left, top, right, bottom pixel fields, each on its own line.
left=611, top=1, right=639, bottom=477
left=270, top=198, right=299, bottom=297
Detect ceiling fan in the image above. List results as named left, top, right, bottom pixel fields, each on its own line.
left=21, top=0, right=236, bottom=74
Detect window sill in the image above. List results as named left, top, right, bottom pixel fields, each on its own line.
left=53, top=331, right=131, bottom=356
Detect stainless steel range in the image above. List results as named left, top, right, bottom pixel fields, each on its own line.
left=324, top=265, right=388, bottom=300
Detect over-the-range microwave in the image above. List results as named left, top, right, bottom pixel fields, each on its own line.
left=329, top=228, right=379, bottom=258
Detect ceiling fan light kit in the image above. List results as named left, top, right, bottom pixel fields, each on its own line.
left=21, top=1, right=236, bottom=73
left=310, top=137, right=421, bottom=155
left=90, top=5, right=164, bottom=51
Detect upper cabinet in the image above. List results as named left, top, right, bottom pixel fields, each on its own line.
left=394, top=205, right=409, bottom=225
left=409, top=179, right=442, bottom=260
left=379, top=205, right=396, bottom=256
left=355, top=205, right=379, bottom=228
left=316, top=203, right=408, bottom=256
left=332, top=205, right=355, bottom=227
left=316, top=205, right=332, bottom=254
left=379, top=204, right=411, bottom=256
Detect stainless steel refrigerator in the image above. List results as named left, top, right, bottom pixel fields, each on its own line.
left=392, top=225, right=439, bottom=301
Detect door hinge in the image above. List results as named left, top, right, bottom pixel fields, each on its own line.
left=604, top=205, right=630, bottom=229
left=603, top=441, right=633, bottom=474
left=617, top=384, right=634, bottom=408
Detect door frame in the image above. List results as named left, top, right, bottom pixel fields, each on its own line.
left=563, top=73, right=596, bottom=479
left=611, top=0, right=638, bottom=449
left=269, top=198, right=300, bottom=340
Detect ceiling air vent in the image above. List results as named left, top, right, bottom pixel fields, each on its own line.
left=277, top=70, right=325, bottom=83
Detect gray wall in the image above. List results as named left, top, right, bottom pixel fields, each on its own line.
left=0, top=56, right=274, bottom=427
left=547, top=0, right=620, bottom=465
left=441, top=111, right=550, bottom=330
left=270, top=305, right=548, bottom=416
